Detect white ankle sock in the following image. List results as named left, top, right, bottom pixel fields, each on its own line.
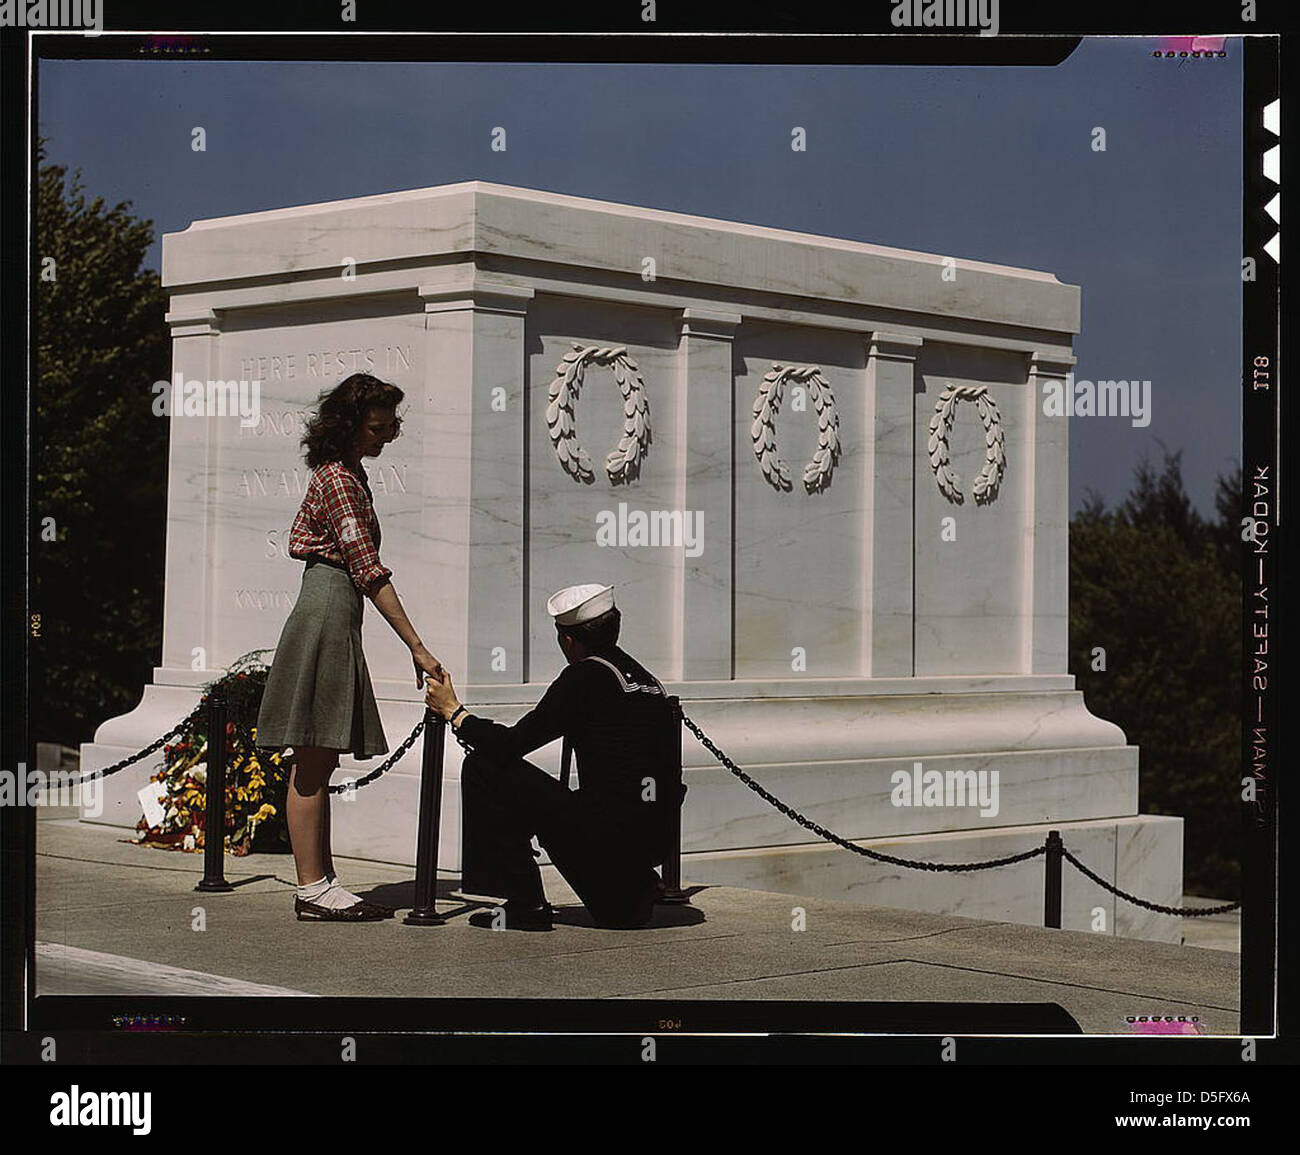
left=325, top=871, right=361, bottom=905
left=297, top=876, right=363, bottom=910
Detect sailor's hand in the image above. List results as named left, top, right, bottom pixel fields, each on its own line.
left=423, top=668, right=461, bottom=720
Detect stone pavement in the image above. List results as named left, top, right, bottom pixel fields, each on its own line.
left=1180, top=896, right=1242, bottom=953
left=35, top=812, right=1239, bottom=1034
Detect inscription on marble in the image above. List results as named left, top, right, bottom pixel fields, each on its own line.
left=236, top=345, right=412, bottom=383
left=236, top=465, right=410, bottom=499
left=238, top=469, right=309, bottom=499
left=265, top=527, right=295, bottom=559
left=239, top=409, right=309, bottom=438
left=234, top=589, right=295, bottom=611
left=370, top=466, right=409, bottom=495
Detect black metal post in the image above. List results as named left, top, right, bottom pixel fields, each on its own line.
left=404, top=710, right=447, bottom=925
left=195, top=694, right=233, bottom=893
left=1043, top=829, right=1063, bottom=928
left=658, top=696, right=690, bottom=905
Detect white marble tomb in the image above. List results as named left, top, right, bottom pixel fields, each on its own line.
left=80, top=181, right=1183, bottom=942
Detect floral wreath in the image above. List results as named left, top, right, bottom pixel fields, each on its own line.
left=135, top=650, right=289, bottom=856
left=927, top=383, right=1006, bottom=505
left=751, top=363, right=841, bottom=494
left=545, top=343, right=651, bottom=484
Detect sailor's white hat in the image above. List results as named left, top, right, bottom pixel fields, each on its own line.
left=546, top=583, right=616, bottom=626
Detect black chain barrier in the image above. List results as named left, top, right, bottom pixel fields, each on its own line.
left=320, top=716, right=427, bottom=794
left=679, top=711, right=1045, bottom=872
left=70, top=695, right=1243, bottom=920
left=679, top=709, right=1242, bottom=917
left=69, top=702, right=426, bottom=797
left=66, top=703, right=208, bottom=784
left=1061, top=848, right=1240, bottom=917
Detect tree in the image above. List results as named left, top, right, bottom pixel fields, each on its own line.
left=1070, top=448, right=1242, bottom=897
left=1210, top=463, right=1244, bottom=581
left=34, top=139, right=170, bottom=745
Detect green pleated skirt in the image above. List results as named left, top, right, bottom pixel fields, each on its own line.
left=255, top=561, right=389, bottom=759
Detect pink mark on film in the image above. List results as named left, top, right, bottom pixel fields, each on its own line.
left=1126, top=1017, right=1205, bottom=1035
left=1156, top=36, right=1227, bottom=55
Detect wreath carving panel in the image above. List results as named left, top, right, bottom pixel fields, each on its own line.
left=927, top=383, right=1006, bottom=505
left=545, top=343, right=651, bottom=485
left=750, top=363, right=841, bottom=494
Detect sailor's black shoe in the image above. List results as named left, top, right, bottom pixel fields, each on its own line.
left=467, top=901, right=554, bottom=931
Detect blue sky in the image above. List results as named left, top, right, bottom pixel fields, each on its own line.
left=38, top=39, right=1243, bottom=514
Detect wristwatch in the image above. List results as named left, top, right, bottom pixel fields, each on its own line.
left=449, top=704, right=468, bottom=726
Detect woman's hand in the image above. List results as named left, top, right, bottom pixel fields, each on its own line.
left=411, top=646, right=444, bottom=690
left=423, top=668, right=461, bottom=721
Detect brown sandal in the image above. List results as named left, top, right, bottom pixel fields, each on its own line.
left=295, top=896, right=388, bottom=922
left=356, top=900, right=396, bottom=919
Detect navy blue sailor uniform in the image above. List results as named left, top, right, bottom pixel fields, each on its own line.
left=455, top=645, right=683, bottom=927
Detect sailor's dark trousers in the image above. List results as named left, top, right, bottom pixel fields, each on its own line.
left=459, top=751, right=663, bottom=927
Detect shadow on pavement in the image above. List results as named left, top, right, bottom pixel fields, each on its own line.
left=357, top=879, right=710, bottom=928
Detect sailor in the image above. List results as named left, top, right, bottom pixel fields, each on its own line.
left=423, top=583, right=683, bottom=930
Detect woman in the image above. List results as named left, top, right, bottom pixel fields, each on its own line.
left=256, top=373, right=443, bottom=922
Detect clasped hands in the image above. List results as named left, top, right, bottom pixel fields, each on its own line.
left=411, top=647, right=462, bottom=721
left=422, top=663, right=463, bottom=723
left=411, top=646, right=443, bottom=689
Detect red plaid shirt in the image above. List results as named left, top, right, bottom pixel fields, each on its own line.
left=288, top=460, right=392, bottom=595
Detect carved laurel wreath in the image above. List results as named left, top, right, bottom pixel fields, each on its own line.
left=927, top=383, right=1006, bottom=505
left=751, top=363, right=841, bottom=493
left=545, top=343, right=651, bottom=484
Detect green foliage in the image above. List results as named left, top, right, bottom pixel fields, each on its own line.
left=208, top=649, right=278, bottom=731
left=1070, top=447, right=1242, bottom=896
left=34, top=139, right=170, bottom=744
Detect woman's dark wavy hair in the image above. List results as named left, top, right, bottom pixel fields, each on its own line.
left=301, top=374, right=405, bottom=468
